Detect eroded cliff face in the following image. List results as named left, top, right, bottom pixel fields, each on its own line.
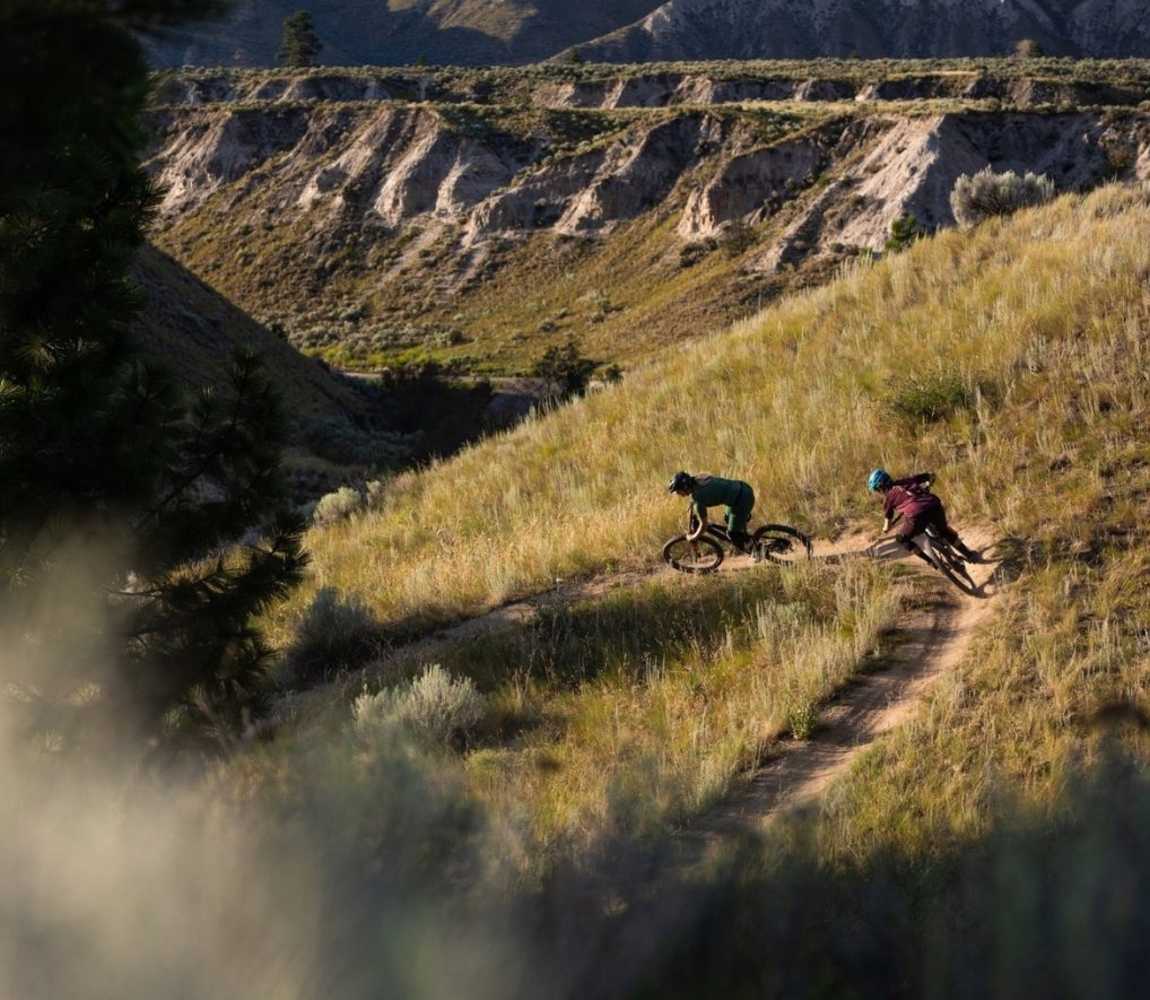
left=145, top=66, right=1150, bottom=370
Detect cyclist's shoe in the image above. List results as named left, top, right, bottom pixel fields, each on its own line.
left=730, top=530, right=753, bottom=554
left=957, top=542, right=983, bottom=563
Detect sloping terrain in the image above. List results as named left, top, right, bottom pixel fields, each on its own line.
left=133, top=244, right=373, bottom=427
left=133, top=245, right=497, bottom=500
left=144, top=62, right=1150, bottom=373
left=572, top=0, right=1150, bottom=62
left=142, top=0, right=1150, bottom=67
left=250, top=185, right=1150, bottom=868
left=140, top=0, right=657, bottom=69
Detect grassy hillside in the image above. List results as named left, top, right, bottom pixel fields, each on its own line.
left=133, top=244, right=374, bottom=428
left=290, top=183, right=1150, bottom=625
left=134, top=245, right=502, bottom=499
left=251, top=183, right=1150, bottom=863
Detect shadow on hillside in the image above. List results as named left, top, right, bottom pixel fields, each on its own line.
left=819, top=533, right=1026, bottom=600
left=523, top=734, right=1150, bottom=1000
left=135, top=247, right=498, bottom=501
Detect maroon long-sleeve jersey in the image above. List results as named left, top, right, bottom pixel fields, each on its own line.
left=883, top=473, right=941, bottom=521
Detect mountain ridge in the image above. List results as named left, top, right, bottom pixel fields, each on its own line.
left=568, top=0, right=1150, bottom=63
left=141, top=0, right=656, bottom=68
left=143, top=0, right=1150, bottom=67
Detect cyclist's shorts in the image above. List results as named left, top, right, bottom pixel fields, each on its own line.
left=895, top=503, right=954, bottom=543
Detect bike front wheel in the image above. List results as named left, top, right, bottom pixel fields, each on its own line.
left=924, top=535, right=977, bottom=591
left=753, top=524, right=813, bottom=565
left=663, top=534, right=725, bottom=574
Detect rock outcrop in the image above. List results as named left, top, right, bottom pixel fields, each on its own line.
left=149, top=101, right=1149, bottom=254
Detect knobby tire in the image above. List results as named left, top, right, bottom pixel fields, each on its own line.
left=663, top=534, right=724, bottom=574
left=754, top=524, right=813, bottom=565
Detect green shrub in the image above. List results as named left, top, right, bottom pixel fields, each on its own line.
left=951, top=167, right=1056, bottom=227
left=531, top=337, right=601, bottom=402
left=882, top=372, right=975, bottom=424
left=353, top=664, right=485, bottom=750
left=722, top=219, right=758, bottom=258
left=282, top=587, right=380, bottom=689
left=884, top=213, right=924, bottom=254
left=297, top=416, right=409, bottom=468
left=312, top=485, right=364, bottom=525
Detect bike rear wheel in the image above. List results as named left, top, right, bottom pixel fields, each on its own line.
left=753, top=524, right=813, bottom=565
left=663, top=534, right=725, bottom=574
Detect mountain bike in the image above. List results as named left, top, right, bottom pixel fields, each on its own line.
left=663, top=515, right=812, bottom=574
left=872, top=524, right=979, bottom=592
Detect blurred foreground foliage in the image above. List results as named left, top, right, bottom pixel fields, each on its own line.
left=0, top=0, right=308, bottom=750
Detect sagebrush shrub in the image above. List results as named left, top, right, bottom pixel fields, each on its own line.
left=281, top=586, right=379, bottom=688
left=353, top=664, right=485, bottom=750
left=883, top=372, right=974, bottom=424
left=950, top=167, right=1055, bottom=227
left=312, top=486, right=364, bottom=525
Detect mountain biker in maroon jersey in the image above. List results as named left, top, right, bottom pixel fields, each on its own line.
left=867, top=469, right=982, bottom=564
left=668, top=471, right=755, bottom=553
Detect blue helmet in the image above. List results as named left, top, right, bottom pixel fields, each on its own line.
left=867, top=468, right=893, bottom=492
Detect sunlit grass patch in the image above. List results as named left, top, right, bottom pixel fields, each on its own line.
left=437, top=561, right=902, bottom=858
left=279, top=184, right=1150, bottom=641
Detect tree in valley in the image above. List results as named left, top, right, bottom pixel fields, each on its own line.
left=532, top=338, right=604, bottom=403
left=0, top=0, right=307, bottom=750
left=279, top=10, right=322, bottom=67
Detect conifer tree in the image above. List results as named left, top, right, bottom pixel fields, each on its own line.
left=0, top=0, right=307, bottom=748
left=279, top=10, right=322, bottom=67
left=884, top=213, right=924, bottom=254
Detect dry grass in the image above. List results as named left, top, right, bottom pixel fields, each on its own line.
left=282, top=184, right=1150, bottom=634
left=297, top=561, right=902, bottom=858
left=248, top=183, right=1150, bottom=868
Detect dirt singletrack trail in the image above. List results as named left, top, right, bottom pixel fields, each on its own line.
left=397, top=526, right=822, bottom=650
left=309, top=524, right=1000, bottom=830
left=356, top=526, right=992, bottom=686
left=679, top=528, right=1000, bottom=851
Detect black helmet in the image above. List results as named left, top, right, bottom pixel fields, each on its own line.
left=667, top=471, right=695, bottom=494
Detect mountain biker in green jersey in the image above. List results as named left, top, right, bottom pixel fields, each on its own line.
left=668, top=471, right=755, bottom=553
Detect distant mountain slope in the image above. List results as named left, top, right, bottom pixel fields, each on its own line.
left=132, top=245, right=373, bottom=429
left=570, top=0, right=1150, bottom=62
left=144, top=0, right=1150, bottom=66
left=141, top=0, right=657, bottom=68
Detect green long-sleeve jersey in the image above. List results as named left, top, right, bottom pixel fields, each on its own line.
left=690, top=475, right=750, bottom=517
